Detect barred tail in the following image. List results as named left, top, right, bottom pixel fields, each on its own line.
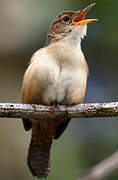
left=28, top=140, right=52, bottom=178
left=27, top=121, right=55, bottom=179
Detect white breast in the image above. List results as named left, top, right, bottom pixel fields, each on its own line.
left=25, top=37, right=88, bottom=105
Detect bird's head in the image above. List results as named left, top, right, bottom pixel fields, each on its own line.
left=46, top=3, right=97, bottom=45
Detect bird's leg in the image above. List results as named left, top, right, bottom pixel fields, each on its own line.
left=51, top=101, right=60, bottom=113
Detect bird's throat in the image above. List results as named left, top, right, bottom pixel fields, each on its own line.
left=46, top=38, right=84, bottom=68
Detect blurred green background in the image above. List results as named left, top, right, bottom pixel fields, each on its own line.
left=0, top=0, right=118, bottom=180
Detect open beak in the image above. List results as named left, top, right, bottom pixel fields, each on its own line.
left=72, top=3, right=98, bottom=25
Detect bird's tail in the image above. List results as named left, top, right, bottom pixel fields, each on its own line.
left=27, top=121, right=55, bottom=179
left=28, top=140, right=52, bottom=178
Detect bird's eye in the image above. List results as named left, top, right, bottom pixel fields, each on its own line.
left=63, top=16, right=70, bottom=22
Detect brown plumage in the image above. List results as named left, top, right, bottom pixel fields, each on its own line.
left=22, top=3, right=97, bottom=178
left=27, top=121, right=55, bottom=178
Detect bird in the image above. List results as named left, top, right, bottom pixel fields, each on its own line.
left=21, top=3, right=97, bottom=179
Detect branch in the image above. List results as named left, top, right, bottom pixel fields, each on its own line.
left=1, top=102, right=118, bottom=179
left=77, top=151, right=118, bottom=180
left=0, top=102, right=118, bottom=121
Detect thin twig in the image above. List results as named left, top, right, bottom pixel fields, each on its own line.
left=0, top=102, right=118, bottom=120
left=77, top=151, right=118, bottom=180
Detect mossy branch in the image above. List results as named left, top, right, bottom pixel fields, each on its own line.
left=0, top=102, right=118, bottom=120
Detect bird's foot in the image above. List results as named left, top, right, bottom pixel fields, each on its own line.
left=51, top=102, right=60, bottom=113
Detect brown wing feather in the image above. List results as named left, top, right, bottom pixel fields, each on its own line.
left=54, top=119, right=70, bottom=139
left=21, top=65, right=38, bottom=131
left=22, top=118, right=32, bottom=131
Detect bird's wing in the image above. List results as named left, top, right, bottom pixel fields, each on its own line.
left=54, top=119, right=71, bottom=139
left=21, top=60, right=42, bottom=131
